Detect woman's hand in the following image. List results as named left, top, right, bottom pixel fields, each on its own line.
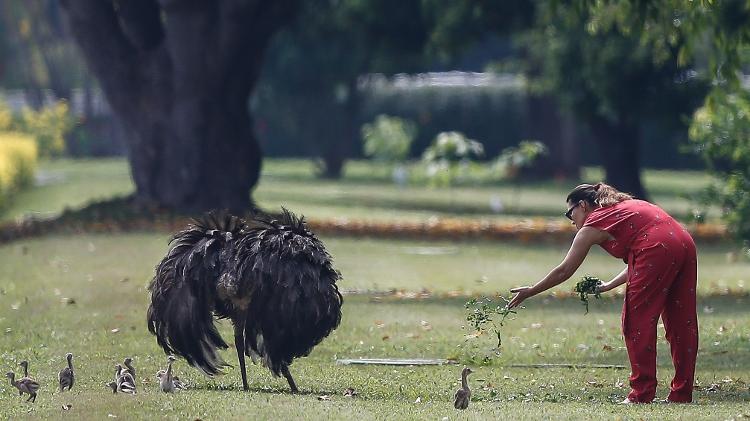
left=596, top=281, right=612, bottom=294
left=508, top=286, right=535, bottom=309
left=598, top=267, right=629, bottom=294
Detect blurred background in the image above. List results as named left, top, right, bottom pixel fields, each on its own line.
left=0, top=0, right=748, bottom=245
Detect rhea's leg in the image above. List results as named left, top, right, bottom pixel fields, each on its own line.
left=234, top=323, right=249, bottom=391
left=281, top=365, right=299, bottom=393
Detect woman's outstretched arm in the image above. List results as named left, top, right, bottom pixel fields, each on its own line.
left=508, top=227, right=610, bottom=308
left=598, top=267, right=628, bottom=293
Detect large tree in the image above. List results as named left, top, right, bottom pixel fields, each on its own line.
left=60, top=0, right=298, bottom=212
left=523, top=1, right=706, bottom=200
left=586, top=0, right=750, bottom=241
left=256, top=0, right=430, bottom=178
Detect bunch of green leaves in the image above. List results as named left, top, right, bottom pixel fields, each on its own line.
left=464, top=295, right=517, bottom=349
left=574, top=276, right=602, bottom=314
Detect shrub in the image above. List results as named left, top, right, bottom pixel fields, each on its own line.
left=689, top=91, right=750, bottom=243
left=421, top=131, right=484, bottom=187
left=0, top=132, right=38, bottom=208
left=361, top=114, right=417, bottom=164
left=19, top=101, right=73, bottom=158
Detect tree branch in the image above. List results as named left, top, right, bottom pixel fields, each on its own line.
left=60, top=0, right=141, bottom=100
left=114, top=0, right=165, bottom=51
left=217, top=0, right=301, bottom=96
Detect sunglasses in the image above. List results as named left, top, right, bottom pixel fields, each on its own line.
left=564, top=202, right=581, bottom=220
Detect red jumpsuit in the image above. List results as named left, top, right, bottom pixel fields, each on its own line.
left=584, top=199, right=698, bottom=403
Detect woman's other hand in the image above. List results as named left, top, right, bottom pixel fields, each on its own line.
left=509, top=286, right=535, bottom=309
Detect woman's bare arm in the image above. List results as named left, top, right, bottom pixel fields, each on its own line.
left=598, top=267, right=628, bottom=293
left=509, top=227, right=610, bottom=308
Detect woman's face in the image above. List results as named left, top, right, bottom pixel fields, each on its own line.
left=566, top=200, right=590, bottom=229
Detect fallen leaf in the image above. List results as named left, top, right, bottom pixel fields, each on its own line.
left=602, top=344, right=614, bottom=352
left=381, top=335, right=390, bottom=341
left=343, top=387, right=357, bottom=397
left=706, top=383, right=721, bottom=392
left=374, top=320, right=385, bottom=328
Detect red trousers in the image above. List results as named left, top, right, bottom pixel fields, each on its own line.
left=623, top=226, right=698, bottom=403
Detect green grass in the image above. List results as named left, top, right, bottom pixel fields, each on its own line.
left=1, top=158, right=721, bottom=223
left=0, top=160, right=744, bottom=419
left=1, top=234, right=748, bottom=419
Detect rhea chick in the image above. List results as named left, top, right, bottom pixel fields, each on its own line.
left=158, top=355, right=179, bottom=393
left=7, top=372, right=40, bottom=403
left=58, top=353, right=75, bottom=391
left=453, top=367, right=473, bottom=410
left=115, top=364, right=136, bottom=394
left=123, top=357, right=136, bottom=382
left=18, top=360, right=29, bottom=378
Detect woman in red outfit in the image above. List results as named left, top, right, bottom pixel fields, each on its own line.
left=509, top=183, right=698, bottom=404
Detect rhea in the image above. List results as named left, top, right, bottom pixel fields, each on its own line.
left=453, top=367, right=473, bottom=410
left=7, top=372, right=40, bottom=402
left=58, top=353, right=75, bottom=392
left=147, top=210, right=342, bottom=392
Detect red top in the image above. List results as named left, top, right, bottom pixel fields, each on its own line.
left=583, top=199, right=675, bottom=260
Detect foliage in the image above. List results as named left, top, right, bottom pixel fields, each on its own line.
left=689, top=91, right=750, bottom=243
left=580, top=0, right=750, bottom=243
left=0, top=97, right=73, bottom=158
left=18, top=101, right=72, bottom=157
left=0, top=100, right=12, bottom=130
left=421, top=131, right=484, bottom=187
left=493, top=140, right=548, bottom=179
left=0, top=0, right=88, bottom=94
left=0, top=132, right=37, bottom=208
left=361, top=115, right=417, bottom=163
left=464, top=296, right=517, bottom=351
left=521, top=0, right=708, bottom=198
left=573, top=276, right=603, bottom=314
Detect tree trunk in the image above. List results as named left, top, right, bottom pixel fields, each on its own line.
left=522, top=93, right=580, bottom=180
left=590, top=117, right=649, bottom=201
left=317, top=78, right=359, bottom=179
left=60, top=0, right=298, bottom=213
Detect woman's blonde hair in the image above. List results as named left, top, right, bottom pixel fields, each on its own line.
left=566, top=182, right=633, bottom=208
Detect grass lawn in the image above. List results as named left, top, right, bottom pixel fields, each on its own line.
left=1, top=234, right=748, bottom=419
left=1, top=158, right=721, bottom=224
